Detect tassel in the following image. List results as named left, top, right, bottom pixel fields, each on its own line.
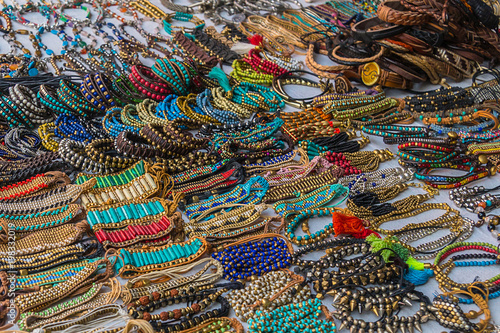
left=406, top=256, right=425, bottom=270
left=366, top=235, right=427, bottom=270
left=366, top=234, right=394, bottom=262
left=343, top=149, right=394, bottom=172
left=208, top=67, right=232, bottom=93
left=332, top=212, right=366, bottom=237
left=248, top=34, right=264, bottom=46
left=231, top=42, right=255, bottom=55
left=404, top=268, right=433, bottom=285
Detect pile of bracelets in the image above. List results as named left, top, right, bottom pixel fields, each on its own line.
left=0, top=0, right=500, bottom=332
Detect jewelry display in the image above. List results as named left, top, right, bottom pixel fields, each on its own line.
left=0, top=0, right=499, bottom=331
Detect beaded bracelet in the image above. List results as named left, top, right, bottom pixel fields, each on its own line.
left=57, top=79, right=100, bottom=117
left=17, top=280, right=121, bottom=332
left=175, top=162, right=245, bottom=204
left=149, top=292, right=232, bottom=333
left=53, top=114, right=93, bottom=143
left=3, top=127, right=41, bottom=158
left=0, top=222, right=88, bottom=256
left=273, top=183, right=348, bottom=218
left=80, top=72, right=117, bottom=112
left=86, top=197, right=179, bottom=230
left=95, top=213, right=183, bottom=249
left=114, top=236, right=209, bottom=278
left=0, top=94, right=32, bottom=128
left=0, top=152, right=66, bottom=186
left=227, top=270, right=310, bottom=322
left=14, top=257, right=113, bottom=315
left=176, top=94, right=221, bottom=125
left=212, top=234, right=293, bottom=281
left=152, top=58, right=194, bottom=96
left=102, top=107, right=141, bottom=138
left=245, top=150, right=301, bottom=177
left=415, top=164, right=493, bottom=189
left=4, top=258, right=102, bottom=294
left=0, top=203, right=83, bottom=241
left=59, top=138, right=113, bottom=174
left=184, top=176, right=269, bottom=221
left=433, top=242, right=500, bottom=298
left=122, top=258, right=224, bottom=302
left=37, top=84, right=73, bottom=116
left=263, top=166, right=343, bottom=203
left=85, top=138, right=137, bottom=169
left=8, top=84, right=53, bottom=125
left=0, top=178, right=94, bottom=215
left=185, top=204, right=272, bottom=241
left=129, top=64, right=172, bottom=101
left=0, top=171, right=69, bottom=202
left=248, top=299, right=336, bottom=333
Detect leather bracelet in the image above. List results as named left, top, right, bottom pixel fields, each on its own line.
left=115, top=130, right=159, bottom=160
left=351, top=17, right=410, bottom=43
left=377, top=0, right=431, bottom=25
left=360, top=62, right=413, bottom=89
left=378, top=55, right=427, bottom=82
left=172, top=30, right=219, bottom=67
left=390, top=33, right=433, bottom=55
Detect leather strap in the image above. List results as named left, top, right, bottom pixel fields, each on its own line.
left=352, top=17, right=409, bottom=43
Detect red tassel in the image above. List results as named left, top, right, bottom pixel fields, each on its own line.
left=248, top=34, right=264, bottom=46
left=332, top=212, right=380, bottom=239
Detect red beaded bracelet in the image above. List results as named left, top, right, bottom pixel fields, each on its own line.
left=129, top=65, right=172, bottom=101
